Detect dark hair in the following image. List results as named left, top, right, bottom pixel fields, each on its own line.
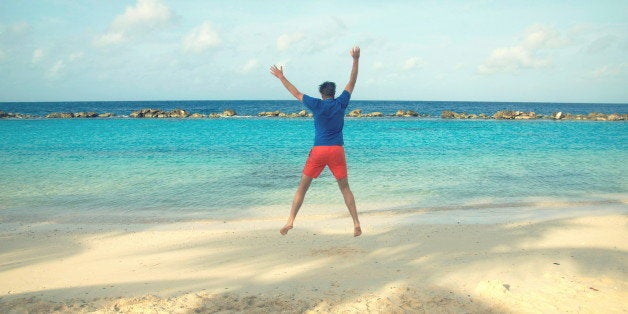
left=318, top=81, right=336, bottom=98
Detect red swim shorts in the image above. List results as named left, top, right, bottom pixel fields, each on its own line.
left=302, top=145, right=348, bottom=179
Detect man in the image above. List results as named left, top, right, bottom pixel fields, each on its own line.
left=270, top=46, right=362, bottom=237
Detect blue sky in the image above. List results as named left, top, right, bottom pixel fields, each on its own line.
left=0, top=0, right=626, bottom=102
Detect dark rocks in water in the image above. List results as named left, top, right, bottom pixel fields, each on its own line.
left=169, top=108, right=189, bottom=118
left=258, top=110, right=283, bottom=117
left=129, top=108, right=189, bottom=118
left=74, top=112, right=99, bottom=118
left=492, top=110, right=538, bottom=120
left=98, top=112, right=115, bottom=118
left=45, top=112, right=75, bottom=118
left=0, top=111, right=37, bottom=119
left=189, top=113, right=205, bottom=118
left=394, top=110, right=423, bottom=117
left=222, top=109, right=237, bottom=117
left=441, top=110, right=487, bottom=119
left=347, top=109, right=362, bottom=117
left=364, top=112, right=384, bottom=117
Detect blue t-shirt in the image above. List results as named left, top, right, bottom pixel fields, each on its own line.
left=302, top=90, right=351, bottom=146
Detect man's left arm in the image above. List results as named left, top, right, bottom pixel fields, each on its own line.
left=270, top=65, right=303, bottom=101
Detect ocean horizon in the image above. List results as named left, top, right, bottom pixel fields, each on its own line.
left=1, top=99, right=627, bottom=117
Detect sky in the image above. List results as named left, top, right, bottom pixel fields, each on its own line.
left=0, top=0, right=626, bottom=103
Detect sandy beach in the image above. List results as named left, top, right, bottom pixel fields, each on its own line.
left=0, top=202, right=626, bottom=313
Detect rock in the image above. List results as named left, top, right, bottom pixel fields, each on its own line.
left=130, top=108, right=161, bottom=118
left=98, top=112, right=115, bottom=118
left=441, top=110, right=457, bottom=119
left=258, top=110, right=283, bottom=117
left=0, top=111, right=9, bottom=118
left=169, top=108, right=189, bottom=118
left=587, top=112, right=607, bottom=121
left=493, top=110, right=538, bottom=120
left=222, top=109, right=237, bottom=116
left=441, top=110, right=471, bottom=119
left=347, top=109, right=362, bottom=117
left=365, top=112, right=384, bottom=117
left=189, top=113, right=205, bottom=118
left=554, top=112, right=563, bottom=120
left=285, top=110, right=308, bottom=118
left=208, top=113, right=221, bottom=118
left=395, top=110, right=420, bottom=117
left=492, top=110, right=516, bottom=119
left=45, top=112, right=74, bottom=118
left=606, top=113, right=625, bottom=121
left=74, top=112, right=99, bottom=118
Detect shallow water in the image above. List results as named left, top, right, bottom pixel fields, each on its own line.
left=1, top=117, right=626, bottom=223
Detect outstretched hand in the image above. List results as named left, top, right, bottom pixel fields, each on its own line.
left=350, top=46, right=360, bottom=59
left=270, top=65, right=285, bottom=79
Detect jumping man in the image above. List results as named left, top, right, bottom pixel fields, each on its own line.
left=270, top=46, right=362, bottom=237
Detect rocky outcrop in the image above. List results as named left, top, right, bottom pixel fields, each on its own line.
left=395, top=110, right=422, bottom=117
left=258, top=110, right=311, bottom=117
left=74, top=112, right=99, bottom=118
left=45, top=112, right=75, bottom=118
left=258, top=110, right=283, bottom=117
left=0, top=111, right=37, bottom=119
left=189, top=113, right=205, bottom=118
left=129, top=108, right=190, bottom=118
left=347, top=109, right=362, bottom=117
left=441, top=111, right=489, bottom=119
left=222, top=109, right=237, bottom=117
left=492, top=110, right=538, bottom=120
left=98, top=113, right=115, bottom=118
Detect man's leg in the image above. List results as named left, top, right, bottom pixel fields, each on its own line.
left=280, top=174, right=313, bottom=235
left=337, top=177, right=362, bottom=237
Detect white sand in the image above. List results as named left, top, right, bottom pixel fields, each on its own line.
left=0, top=207, right=626, bottom=313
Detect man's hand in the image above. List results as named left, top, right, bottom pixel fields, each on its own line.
left=350, top=46, right=360, bottom=59
left=345, top=46, right=360, bottom=94
left=270, top=65, right=285, bottom=79
left=270, top=64, right=303, bottom=101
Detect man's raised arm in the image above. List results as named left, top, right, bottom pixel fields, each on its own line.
left=270, top=65, right=303, bottom=101
left=344, top=46, right=360, bottom=94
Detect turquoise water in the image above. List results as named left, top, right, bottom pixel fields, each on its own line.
left=1, top=118, right=627, bottom=223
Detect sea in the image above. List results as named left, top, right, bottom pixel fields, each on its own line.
left=1, top=100, right=627, bottom=225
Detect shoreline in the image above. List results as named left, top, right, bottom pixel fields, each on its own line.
left=1, top=108, right=627, bottom=121
left=1, top=203, right=626, bottom=312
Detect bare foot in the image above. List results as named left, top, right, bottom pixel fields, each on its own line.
left=354, top=226, right=362, bottom=237
left=280, top=225, right=293, bottom=235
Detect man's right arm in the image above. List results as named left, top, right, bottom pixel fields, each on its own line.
left=270, top=65, right=304, bottom=101
left=344, top=46, right=360, bottom=94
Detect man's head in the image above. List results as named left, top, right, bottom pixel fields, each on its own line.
left=319, top=81, right=336, bottom=99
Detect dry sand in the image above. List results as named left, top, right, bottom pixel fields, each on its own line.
left=0, top=207, right=626, bottom=313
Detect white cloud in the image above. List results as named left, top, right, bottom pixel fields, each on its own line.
left=373, top=61, right=384, bottom=70
left=402, top=57, right=425, bottom=70
left=94, top=0, right=173, bottom=47
left=478, top=24, right=567, bottom=75
left=32, top=49, right=44, bottom=63
left=182, top=21, right=220, bottom=53
left=277, top=33, right=304, bottom=52
left=94, top=32, right=125, bottom=46
left=69, top=52, right=84, bottom=62
left=239, top=59, right=259, bottom=73
left=587, top=63, right=627, bottom=80
left=46, top=60, right=65, bottom=79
